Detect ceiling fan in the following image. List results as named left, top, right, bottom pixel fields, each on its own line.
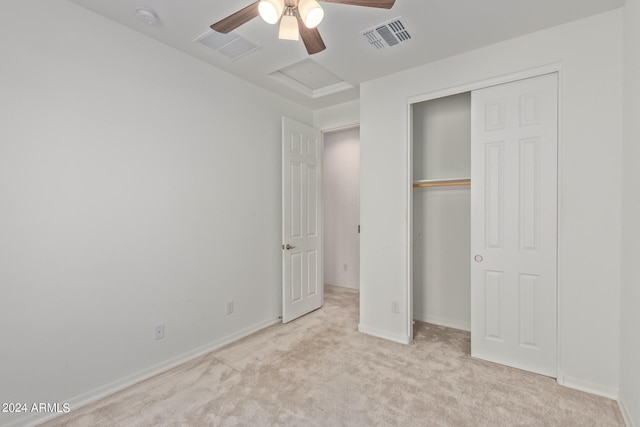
left=210, top=0, right=396, bottom=55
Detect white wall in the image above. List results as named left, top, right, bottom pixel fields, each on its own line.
left=412, top=94, right=471, bottom=330
left=313, top=100, right=360, bottom=131
left=413, top=94, right=471, bottom=181
left=360, top=10, right=623, bottom=396
left=323, top=128, right=360, bottom=289
left=0, top=1, right=312, bottom=426
left=619, top=0, right=640, bottom=424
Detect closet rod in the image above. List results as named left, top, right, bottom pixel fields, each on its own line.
left=412, top=179, right=471, bottom=188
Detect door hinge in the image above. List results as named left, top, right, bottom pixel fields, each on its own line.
left=358, top=225, right=361, bottom=233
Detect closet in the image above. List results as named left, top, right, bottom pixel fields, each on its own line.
left=412, top=92, right=471, bottom=332
left=410, top=73, right=559, bottom=376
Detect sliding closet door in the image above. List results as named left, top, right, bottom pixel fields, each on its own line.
left=470, top=73, right=558, bottom=377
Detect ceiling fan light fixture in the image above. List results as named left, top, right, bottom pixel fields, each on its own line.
left=258, top=0, right=284, bottom=24
left=278, top=12, right=300, bottom=41
left=298, top=0, right=324, bottom=29
left=210, top=0, right=397, bottom=55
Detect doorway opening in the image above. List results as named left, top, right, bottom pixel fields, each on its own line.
left=323, top=126, right=361, bottom=291
left=411, top=92, right=472, bottom=332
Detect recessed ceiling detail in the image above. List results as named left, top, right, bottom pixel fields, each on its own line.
left=195, top=30, right=259, bottom=60
left=269, top=58, right=353, bottom=98
left=362, top=17, right=411, bottom=49
left=69, top=0, right=624, bottom=108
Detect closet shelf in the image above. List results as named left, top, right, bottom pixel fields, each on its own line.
left=412, top=178, right=471, bottom=188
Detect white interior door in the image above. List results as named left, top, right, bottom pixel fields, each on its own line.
left=470, top=73, right=558, bottom=377
left=282, top=117, right=323, bottom=323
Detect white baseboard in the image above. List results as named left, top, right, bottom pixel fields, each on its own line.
left=413, top=312, right=471, bottom=332
left=557, top=374, right=619, bottom=400
left=325, top=282, right=359, bottom=290
left=618, top=398, right=635, bottom=427
left=5, top=317, right=281, bottom=427
left=358, top=323, right=410, bottom=344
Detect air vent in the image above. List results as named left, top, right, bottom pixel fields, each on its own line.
left=362, top=17, right=412, bottom=50
left=195, top=30, right=259, bottom=60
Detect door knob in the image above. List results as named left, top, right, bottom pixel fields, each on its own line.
left=474, top=255, right=483, bottom=262
left=284, top=244, right=296, bottom=250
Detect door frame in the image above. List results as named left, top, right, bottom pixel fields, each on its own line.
left=405, top=63, right=564, bottom=379
left=281, top=120, right=361, bottom=321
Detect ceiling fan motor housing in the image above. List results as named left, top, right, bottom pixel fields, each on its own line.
left=210, top=0, right=397, bottom=55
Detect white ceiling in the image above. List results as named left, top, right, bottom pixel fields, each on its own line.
left=69, top=0, right=624, bottom=109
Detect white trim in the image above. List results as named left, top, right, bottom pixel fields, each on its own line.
left=321, top=123, right=360, bottom=134
left=8, top=317, right=281, bottom=427
left=314, top=82, right=356, bottom=99
left=407, top=100, right=414, bottom=341
left=407, top=62, right=562, bottom=105
left=557, top=374, right=619, bottom=400
left=319, top=126, right=325, bottom=311
left=618, top=398, right=635, bottom=427
left=325, top=281, right=359, bottom=290
left=554, top=65, right=565, bottom=381
left=269, top=71, right=354, bottom=99
left=358, top=323, right=411, bottom=344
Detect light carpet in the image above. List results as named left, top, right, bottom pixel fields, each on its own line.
left=42, top=285, right=624, bottom=426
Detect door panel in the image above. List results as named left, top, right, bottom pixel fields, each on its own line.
left=485, top=142, right=505, bottom=249
left=282, top=117, right=323, bottom=323
left=484, top=270, right=503, bottom=340
left=471, top=73, right=558, bottom=377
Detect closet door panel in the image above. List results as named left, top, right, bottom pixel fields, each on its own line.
left=483, top=270, right=504, bottom=341
left=518, top=273, right=540, bottom=349
left=470, top=73, right=558, bottom=377
left=519, top=137, right=542, bottom=251
left=484, top=142, right=505, bottom=249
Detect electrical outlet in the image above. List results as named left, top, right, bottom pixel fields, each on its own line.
left=155, top=323, right=164, bottom=340
left=343, top=264, right=348, bottom=271
left=391, top=301, right=399, bottom=314
left=226, top=301, right=234, bottom=315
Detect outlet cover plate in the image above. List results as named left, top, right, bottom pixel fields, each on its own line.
left=155, top=323, right=165, bottom=340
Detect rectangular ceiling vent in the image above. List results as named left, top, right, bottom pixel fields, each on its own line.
left=195, top=30, right=259, bottom=60
left=362, top=17, right=411, bottom=50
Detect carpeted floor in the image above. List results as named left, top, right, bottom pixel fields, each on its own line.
left=42, top=285, right=624, bottom=426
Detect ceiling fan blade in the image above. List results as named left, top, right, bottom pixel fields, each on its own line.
left=210, top=1, right=260, bottom=34
left=318, top=0, right=396, bottom=9
left=296, top=12, right=327, bottom=54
